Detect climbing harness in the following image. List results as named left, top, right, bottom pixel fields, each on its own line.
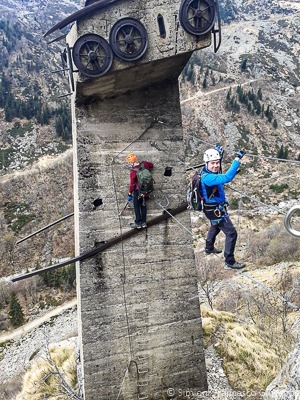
left=284, top=205, right=300, bottom=237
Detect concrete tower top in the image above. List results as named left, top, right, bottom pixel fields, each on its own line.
left=67, top=0, right=219, bottom=100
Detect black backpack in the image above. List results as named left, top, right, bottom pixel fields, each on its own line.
left=187, top=172, right=203, bottom=211
left=135, top=162, right=154, bottom=196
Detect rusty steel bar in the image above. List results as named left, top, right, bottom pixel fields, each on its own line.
left=11, top=203, right=188, bottom=282
left=16, top=213, right=74, bottom=245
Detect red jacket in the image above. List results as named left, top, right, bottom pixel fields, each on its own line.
left=128, top=161, right=153, bottom=194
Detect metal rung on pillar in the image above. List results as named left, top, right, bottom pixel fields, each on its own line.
left=137, top=381, right=149, bottom=387
left=137, top=355, right=149, bottom=361
left=138, top=369, right=148, bottom=374
left=138, top=395, right=148, bottom=400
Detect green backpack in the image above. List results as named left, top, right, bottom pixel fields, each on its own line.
left=135, top=162, right=154, bottom=196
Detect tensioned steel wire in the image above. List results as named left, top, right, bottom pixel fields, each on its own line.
left=188, top=133, right=300, bottom=164
left=237, top=272, right=300, bottom=312
left=227, top=186, right=286, bottom=215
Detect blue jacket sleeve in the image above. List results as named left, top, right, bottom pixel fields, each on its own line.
left=202, top=159, right=240, bottom=187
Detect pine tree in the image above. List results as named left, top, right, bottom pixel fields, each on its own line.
left=241, top=59, right=247, bottom=71
left=9, top=292, right=24, bottom=327
left=256, top=101, right=262, bottom=115
left=186, top=65, right=193, bottom=82
left=233, top=100, right=240, bottom=112
left=257, top=88, right=263, bottom=100
left=268, top=109, right=273, bottom=123
left=226, top=88, right=231, bottom=101
left=55, top=116, right=64, bottom=136
left=277, top=145, right=284, bottom=159
left=273, top=119, right=278, bottom=129
left=4, top=105, right=12, bottom=122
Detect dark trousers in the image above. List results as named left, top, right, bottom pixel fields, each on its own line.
left=206, top=217, right=237, bottom=265
left=133, top=190, right=147, bottom=224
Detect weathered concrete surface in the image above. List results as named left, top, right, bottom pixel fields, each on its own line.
left=72, top=80, right=208, bottom=399
left=69, top=0, right=211, bottom=398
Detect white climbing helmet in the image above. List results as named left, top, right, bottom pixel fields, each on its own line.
left=203, top=148, right=221, bottom=162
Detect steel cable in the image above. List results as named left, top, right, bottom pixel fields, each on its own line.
left=227, top=186, right=286, bottom=215
left=187, top=134, right=300, bottom=165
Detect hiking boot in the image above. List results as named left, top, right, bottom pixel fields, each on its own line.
left=205, top=248, right=222, bottom=255
left=141, top=223, right=147, bottom=228
left=224, top=262, right=246, bottom=270
left=130, top=222, right=142, bottom=229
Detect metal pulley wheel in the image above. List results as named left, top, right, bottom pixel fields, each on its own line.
left=284, top=205, right=300, bottom=237
left=179, top=0, right=216, bottom=36
left=109, top=18, right=148, bottom=61
left=72, top=34, right=113, bottom=78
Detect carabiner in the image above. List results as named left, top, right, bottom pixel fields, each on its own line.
left=284, top=205, right=300, bottom=237
left=214, top=208, right=221, bottom=218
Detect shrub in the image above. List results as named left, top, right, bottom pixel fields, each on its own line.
left=269, top=183, right=289, bottom=193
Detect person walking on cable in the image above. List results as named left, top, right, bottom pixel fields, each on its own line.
left=201, top=146, right=246, bottom=270
left=126, top=153, right=154, bottom=229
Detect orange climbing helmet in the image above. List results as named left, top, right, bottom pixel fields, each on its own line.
left=126, top=153, right=138, bottom=163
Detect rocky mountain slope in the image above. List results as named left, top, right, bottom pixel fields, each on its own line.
left=0, top=0, right=82, bottom=279
left=181, top=0, right=300, bottom=212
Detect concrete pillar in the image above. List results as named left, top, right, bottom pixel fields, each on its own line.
left=67, top=0, right=216, bottom=397
left=73, top=79, right=207, bottom=399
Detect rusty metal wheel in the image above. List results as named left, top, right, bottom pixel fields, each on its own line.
left=72, top=34, right=113, bottom=78
left=179, top=0, right=216, bottom=36
left=109, top=18, right=148, bottom=61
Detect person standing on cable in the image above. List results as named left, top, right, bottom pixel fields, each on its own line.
left=126, top=153, right=154, bottom=229
left=201, top=146, right=246, bottom=270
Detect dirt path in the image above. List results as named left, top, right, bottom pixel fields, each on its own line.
left=0, top=148, right=73, bottom=184
left=180, top=79, right=259, bottom=105
left=0, top=298, right=77, bottom=343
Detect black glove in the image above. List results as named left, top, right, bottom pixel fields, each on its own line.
left=236, top=150, right=245, bottom=159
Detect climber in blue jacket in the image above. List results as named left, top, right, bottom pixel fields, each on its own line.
left=201, top=147, right=246, bottom=270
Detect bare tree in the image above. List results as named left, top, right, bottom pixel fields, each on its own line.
left=195, top=253, right=222, bottom=310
